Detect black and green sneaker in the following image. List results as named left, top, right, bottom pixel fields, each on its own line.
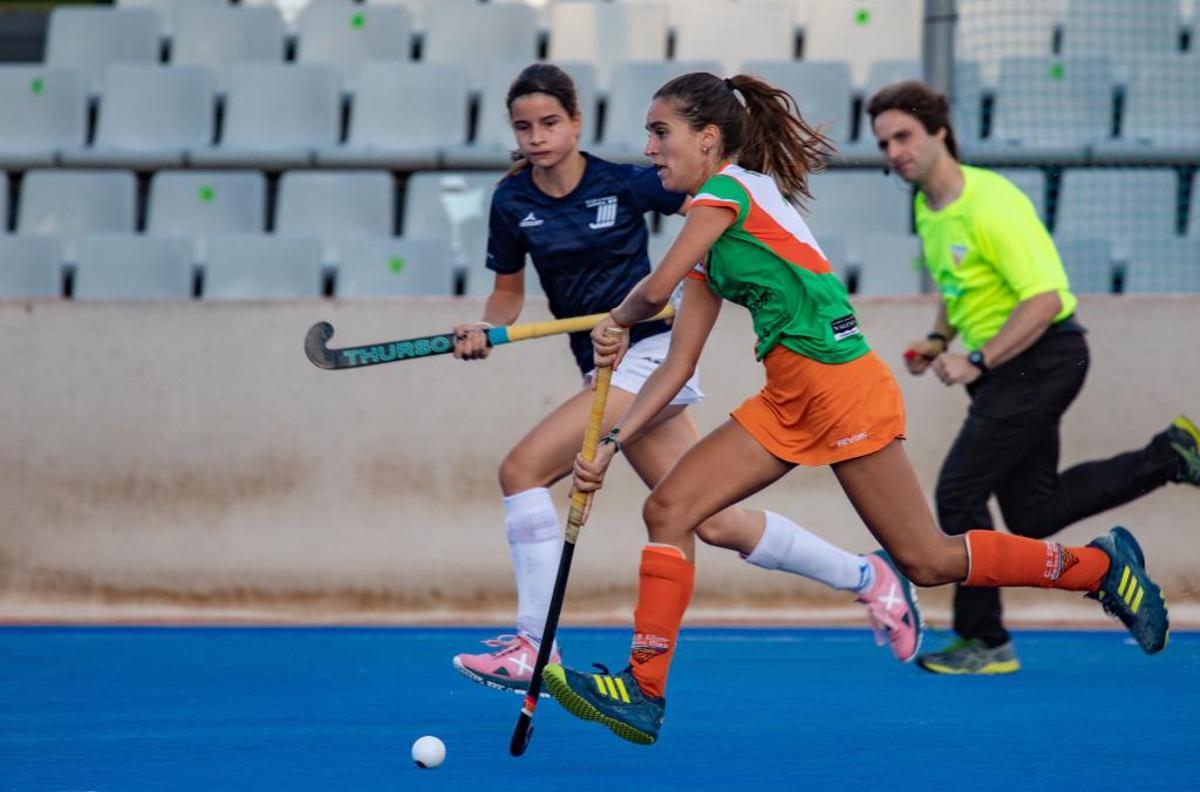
left=542, top=663, right=663, bottom=746
left=1086, top=526, right=1169, bottom=654
left=1167, top=414, right=1200, bottom=486
left=916, top=637, right=1021, bottom=675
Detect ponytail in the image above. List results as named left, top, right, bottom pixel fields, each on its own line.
left=653, top=72, right=834, bottom=207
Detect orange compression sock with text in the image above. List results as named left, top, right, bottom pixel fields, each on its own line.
left=964, top=530, right=1110, bottom=591
left=629, top=544, right=695, bottom=699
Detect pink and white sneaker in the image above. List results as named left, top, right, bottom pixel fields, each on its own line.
left=856, top=551, right=923, bottom=662
left=452, top=633, right=561, bottom=694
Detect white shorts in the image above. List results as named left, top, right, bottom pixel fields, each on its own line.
left=584, top=330, right=704, bottom=406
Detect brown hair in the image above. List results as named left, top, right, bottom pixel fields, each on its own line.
left=865, top=80, right=959, bottom=160
left=504, top=63, right=580, bottom=175
left=652, top=72, right=833, bottom=207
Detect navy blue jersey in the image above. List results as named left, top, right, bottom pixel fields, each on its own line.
left=486, top=152, right=687, bottom=374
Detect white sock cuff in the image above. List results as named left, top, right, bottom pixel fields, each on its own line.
left=504, top=487, right=559, bottom=544
left=743, top=511, right=794, bottom=571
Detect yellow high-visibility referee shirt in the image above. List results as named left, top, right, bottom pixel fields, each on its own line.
left=915, top=165, right=1077, bottom=351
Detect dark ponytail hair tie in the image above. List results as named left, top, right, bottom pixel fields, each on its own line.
left=724, top=77, right=736, bottom=91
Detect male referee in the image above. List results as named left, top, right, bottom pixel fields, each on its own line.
left=867, top=80, right=1199, bottom=674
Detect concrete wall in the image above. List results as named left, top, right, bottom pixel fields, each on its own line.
left=1, top=296, right=1197, bottom=625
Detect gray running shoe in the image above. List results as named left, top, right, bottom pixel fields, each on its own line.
left=1167, top=415, right=1200, bottom=485
left=916, top=637, right=1020, bottom=675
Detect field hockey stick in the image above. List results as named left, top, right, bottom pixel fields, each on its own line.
left=510, top=327, right=623, bottom=757
left=304, top=307, right=671, bottom=370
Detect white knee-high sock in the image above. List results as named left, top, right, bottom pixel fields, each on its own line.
left=743, top=511, right=873, bottom=593
left=505, top=487, right=561, bottom=644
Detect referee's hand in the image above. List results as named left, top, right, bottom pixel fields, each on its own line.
left=902, top=339, right=940, bottom=374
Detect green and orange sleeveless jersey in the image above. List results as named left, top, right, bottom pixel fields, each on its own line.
left=915, top=165, right=1077, bottom=351
left=688, top=163, right=869, bottom=364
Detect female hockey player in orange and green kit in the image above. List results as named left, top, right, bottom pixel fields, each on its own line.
left=542, top=71, right=1170, bottom=746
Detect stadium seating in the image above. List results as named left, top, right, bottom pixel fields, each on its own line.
left=335, top=236, right=455, bottom=297
left=61, top=64, right=215, bottom=169
left=295, top=3, right=412, bottom=92
left=44, top=6, right=160, bottom=95
left=188, top=64, right=340, bottom=169
left=444, top=62, right=597, bottom=169
left=1189, top=174, right=1200, bottom=238
left=983, top=56, right=1114, bottom=163
left=1055, top=169, right=1177, bottom=254
left=1096, top=55, right=1200, bottom=161
left=674, top=1, right=796, bottom=77
left=803, top=0, right=922, bottom=85
left=202, top=235, right=324, bottom=298
left=1060, top=0, right=1182, bottom=58
left=117, top=0, right=228, bottom=39
left=171, top=4, right=285, bottom=93
left=421, top=2, right=539, bottom=91
left=0, top=65, right=86, bottom=169
left=592, top=60, right=722, bottom=163
left=547, top=0, right=668, bottom=91
left=402, top=171, right=505, bottom=293
left=16, top=170, right=137, bottom=264
left=741, top=60, right=855, bottom=151
left=0, top=235, right=63, bottom=298
left=806, top=170, right=913, bottom=236
left=843, top=232, right=925, bottom=295
left=146, top=170, right=267, bottom=263
left=1055, top=236, right=1116, bottom=294
left=274, top=170, right=396, bottom=265
left=957, top=0, right=1067, bottom=83
left=73, top=234, right=194, bottom=299
left=1122, top=236, right=1200, bottom=292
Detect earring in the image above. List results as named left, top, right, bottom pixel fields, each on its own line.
left=702, top=146, right=709, bottom=154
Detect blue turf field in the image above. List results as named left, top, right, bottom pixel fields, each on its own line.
left=0, top=626, right=1196, bottom=791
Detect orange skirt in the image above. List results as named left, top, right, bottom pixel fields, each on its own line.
left=731, top=346, right=906, bottom=466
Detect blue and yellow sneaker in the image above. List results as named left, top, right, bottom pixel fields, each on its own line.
left=542, top=663, right=663, bottom=746
left=1086, top=526, right=1169, bottom=654
left=1167, top=414, right=1200, bottom=486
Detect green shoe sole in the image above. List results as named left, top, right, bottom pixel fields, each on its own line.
left=918, top=658, right=1021, bottom=675
left=542, top=665, right=656, bottom=746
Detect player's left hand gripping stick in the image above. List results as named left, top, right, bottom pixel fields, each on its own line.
left=509, top=327, right=623, bottom=757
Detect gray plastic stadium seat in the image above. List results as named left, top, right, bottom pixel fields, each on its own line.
left=1096, top=55, right=1200, bottom=161
left=594, top=60, right=722, bottom=163
left=675, top=1, right=795, bottom=77
left=983, top=56, right=1113, bottom=163
left=1055, top=169, right=1177, bottom=256
left=118, top=0, right=228, bottom=38
left=0, top=66, right=87, bottom=169
left=17, top=170, right=137, bottom=264
left=1122, top=236, right=1200, bottom=293
left=844, top=233, right=924, bottom=295
left=0, top=236, right=63, bottom=298
left=335, top=236, right=454, bottom=296
left=61, top=65, right=215, bottom=169
left=203, top=235, right=324, bottom=299
left=1061, top=0, right=1181, bottom=59
left=741, top=61, right=854, bottom=150
left=146, top=170, right=267, bottom=263
left=422, top=3, right=538, bottom=91
left=296, top=4, right=411, bottom=92
left=995, top=168, right=1047, bottom=222
left=0, top=172, right=6, bottom=230
left=318, top=63, right=468, bottom=170
left=45, top=7, right=161, bottom=95
left=814, top=235, right=849, bottom=284
left=957, top=0, right=1067, bottom=84
left=444, top=62, right=598, bottom=169
left=803, top=0, right=922, bottom=85
left=275, top=170, right=394, bottom=265
left=1190, top=174, right=1200, bottom=239
left=189, top=64, right=341, bottom=169
left=73, top=234, right=194, bottom=299
left=547, top=0, right=668, bottom=91
left=1054, top=236, right=1115, bottom=294
left=806, top=171, right=912, bottom=236
left=404, top=171, right=505, bottom=294
left=171, top=5, right=285, bottom=94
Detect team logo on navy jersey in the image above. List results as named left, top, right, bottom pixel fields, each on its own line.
left=586, top=196, right=618, bottom=230
left=519, top=211, right=544, bottom=228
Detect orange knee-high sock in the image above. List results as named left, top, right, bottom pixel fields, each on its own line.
left=964, top=530, right=1109, bottom=591
left=629, top=544, right=694, bottom=699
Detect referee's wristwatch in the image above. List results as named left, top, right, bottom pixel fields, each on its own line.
left=967, top=349, right=989, bottom=378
